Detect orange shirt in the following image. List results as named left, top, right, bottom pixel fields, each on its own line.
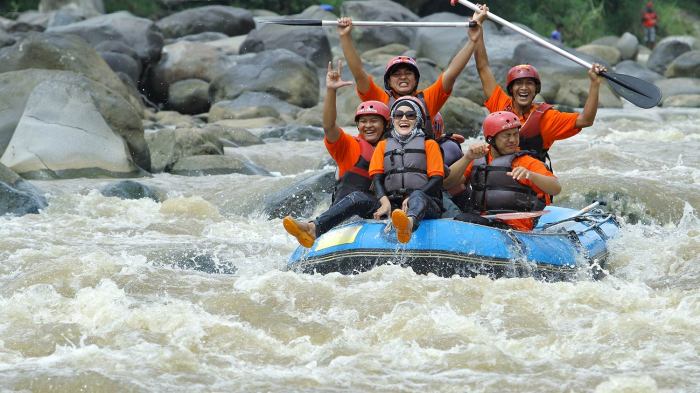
left=357, top=73, right=451, bottom=119
left=463, top=150, right=555, bottom=231
left=324, top=128, right=365, bottom=179
left=484, top=86, right=580, bottom=150
left=369, top=138, right=444, bottom=178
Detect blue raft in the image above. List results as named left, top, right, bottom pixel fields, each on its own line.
left=287, top=206, right=620, bottom=281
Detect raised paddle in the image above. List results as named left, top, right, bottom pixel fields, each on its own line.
left=450, top=0, right=662, bottom=109
left=260, top=19, right=477, bottom=28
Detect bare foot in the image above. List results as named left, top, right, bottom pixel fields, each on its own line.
left=283, top=216, right=317, bottom=248
left=391, top=209, right=414, bottom=243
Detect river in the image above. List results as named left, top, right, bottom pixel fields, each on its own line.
left=0, top=106, right=698, bottom=392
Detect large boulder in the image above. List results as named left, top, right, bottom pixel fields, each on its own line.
left=414, top=12, right=471, bottom=69
left=554, top=79, right=622, bottom=108
left=0, top=70, right=149, bottom=175
left=614, top=60, right=663, bottom=82
left=340, top=0, right=419, bottom=52
left=616, top=32, right=639, bottom=61
left=210, top=49, right=319, bottom=108
left=156, top=6, right=254, bottom=39
left=240, top=19, right=331, bottom=68
left=208, top=92, right=302, bottom=122
left=438, top=97, right=488, bottom=139
left=576, top=44, right=621, bottom=66
left=47, top=11, right=164, bottom=69
left=145, top=127, right=224, bottom=173
left=665, top=50, right=700, bottom=78
left=0, top=32, right=140, bottom=110
left=655, top=77, right=700, bottom=99
left=147, top=40, right=233, bottom=102
left=168, top=78, right=210, bottom=115
left=0, top=75, right=146, bottom=178
left=647, top=36, right=693, bottom=75
left=0, top=163, right=47, bottom=216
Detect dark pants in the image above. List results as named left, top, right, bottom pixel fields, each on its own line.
left=314, top=191, right=379, bottom=237
left=396, top=190, right=442, bottom=231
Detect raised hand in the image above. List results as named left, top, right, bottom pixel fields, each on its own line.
left=467, top=4, right=488, bottom=42
left=326, top=59, right=354, bottom=91
left=588, top=63, right=607, bottom=85
left=337, top=17, right=353, bottom=37
left=465, top=142, right=489, bottom=160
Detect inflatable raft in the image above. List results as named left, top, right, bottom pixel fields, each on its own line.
left=287, top=205, right=620, bottom=281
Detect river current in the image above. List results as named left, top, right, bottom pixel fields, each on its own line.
left=0, top=106, right=698, bottom=392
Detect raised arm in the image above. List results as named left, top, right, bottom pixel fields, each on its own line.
left=473, top=6, right=498, bottom=98
left=443, top=142, right=489, bottom=189
left=337, top=17, right=371, bottom=94
left=323, top=59, right=354, bottom=143
left=574, top=63, right=605, bottom=129
left=441, top=6, right=488, bottom=92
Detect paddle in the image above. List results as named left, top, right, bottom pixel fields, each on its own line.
left=483, top=210, right=550, bottom=220
left=450, top=0, right=662, bottom=109
left=261, top=19, right=477, bottom=28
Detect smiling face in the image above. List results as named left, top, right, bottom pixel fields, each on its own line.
left=388, top=65, right=417, bottom=96
left=356, top=114, right=385, bottom=144
left=391, top=105, right=417, bottom=136
left=510, top=78, right=537, bottom=108
left=492, top=127, right=520, bottom=156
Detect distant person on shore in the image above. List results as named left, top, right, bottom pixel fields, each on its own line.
left=443, top=111, right=560, bottom=232
left=283, top=60, right=390, bottom=248
left=550, top=23, right=563, bottom=43
left=473, top=5, right=606, bottom=172
left=642, top=1, right=658, bottom=49
left=335, top=6, right=488, bottom=138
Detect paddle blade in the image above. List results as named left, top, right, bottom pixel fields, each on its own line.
left=602, top=71, right=662, bottom=109
left=260, top=19, right=322, bottom=26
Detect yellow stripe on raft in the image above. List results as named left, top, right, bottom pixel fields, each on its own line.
left=315, top=225, right=362, bottom=251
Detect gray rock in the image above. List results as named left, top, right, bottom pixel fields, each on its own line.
left=145, top=127, right=224, bottom=173
left=439, top=97, right=488, bottom=139
left=240, top=18, right=331, bottom=68
left=210, top=49, right=319, bottom=108
left=0, top=163, right=47, bottom=216
left=647, top=37, right=692, bottom=74
left=99, top=51, right=142, bottom=85
left=208, top=92, right=302, bottom=122
left=168, top=79, right=210, bottom=115
left=614, top=60, right=663, bottom=82
left=170, top=154, right=260, bottom=176
left=166, top=31, right=228, bottom=45
left=555, top=79, right=622, bottom=108
left=0, top=32, right=140, bottom=110
left=655, top=77, right=700, bottom=98
left=147, top=40, right=233, bottom=102
left=590, top=36, right=619, bottom=46
left=156, top=6, right=254, bottom=39
left=47, top=11, right=164, bottom=66
left=665, top=50, right=700, bottom=78
left=576, top=44, right=621, bottom=65
left=100, top=180, right=163, bottom=201
left=340, top=0, right=419, bottom=52
left=261, top=125, right=325, bottom=141
left=263, top=169, right=336, bottom=219
left=201, top=124, right=263, bottom=147
left=616, top=32, right=639, bottom=60
left=0, top=77, right=144, bottom=178
left=0, top=70, right=150, bottom=175
left=414, top=12, right=470, bottom=69
left=662, top=94, right=700, bottom=107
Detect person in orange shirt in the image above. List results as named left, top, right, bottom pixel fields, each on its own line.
left=641, top=1, right=658, bottom=49
left=444, top=111, right=561, bottom=231
left=283, top=60, right=391, bottom=248
left=336, top=6, right=488, bottom=137
left=369, top=96, right=445, bottom=243
left=473, top=6, right=606, bottom=170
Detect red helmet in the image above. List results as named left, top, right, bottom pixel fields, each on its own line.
left=506, top=64, right=541, bottom=95
left=355, top=100, right=390, bottom=123
left=432, top=112, right=444, bottom=139
left=483, top=111, right=521, bottom=140
left=383, top=56, right=420, bottom=91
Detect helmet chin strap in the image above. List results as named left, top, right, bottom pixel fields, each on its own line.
left=487, top=137, right=504, bottom=157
